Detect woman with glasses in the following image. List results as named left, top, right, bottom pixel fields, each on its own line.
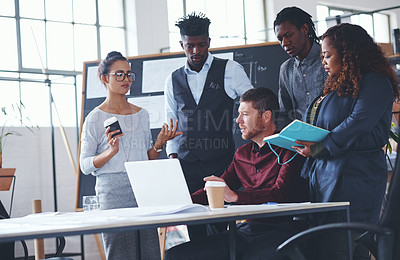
left=80, top=51, right=181, bottom=260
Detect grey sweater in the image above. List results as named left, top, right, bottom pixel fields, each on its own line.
left=80, top=107, right=153, bottom=176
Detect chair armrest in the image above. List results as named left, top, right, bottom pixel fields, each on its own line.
left=19, top=239, right=28, bottom=260
left=277, top=222, right=393, bottom=260
left=54, top=236, right=66, bottom=257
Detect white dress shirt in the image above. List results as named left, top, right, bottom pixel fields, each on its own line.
left=164, top=52, right=253, bottom=156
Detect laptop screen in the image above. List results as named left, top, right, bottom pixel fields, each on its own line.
left=124, top=159, right=193, bottom=207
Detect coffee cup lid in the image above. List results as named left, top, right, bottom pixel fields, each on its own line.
left=205, top=181, right=226, bottom=187
left=104, top=116, right=118, bottom=127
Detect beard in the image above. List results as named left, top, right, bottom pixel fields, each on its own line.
left=241, top=122, right=265, bottom=141
left=242, top=130, right=259, bottom=140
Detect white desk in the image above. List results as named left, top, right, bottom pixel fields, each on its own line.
left=0, top=202, right=350, bottom=260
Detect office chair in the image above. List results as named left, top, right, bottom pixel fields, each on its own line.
left=0, top=201, right=28, bottom=260
left=45, top=237, right=73, bottom=260
left=277, top=143, right=400, bottom=259
left=0, top=203, right=71, bottom=260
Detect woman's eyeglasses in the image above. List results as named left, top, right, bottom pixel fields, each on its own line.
left=107, top=71, right=136, bottom=82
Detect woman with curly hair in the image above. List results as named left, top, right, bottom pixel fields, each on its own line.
left=293, top=23, right=399, bottom=259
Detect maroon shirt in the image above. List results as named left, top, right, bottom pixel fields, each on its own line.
left=192, top=142, right=308, bottom=206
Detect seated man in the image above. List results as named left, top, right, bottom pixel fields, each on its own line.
left=165, top=87, right=308, bottom=260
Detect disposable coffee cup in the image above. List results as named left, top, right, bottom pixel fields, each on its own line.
left=82, top=195, right=100, bottom=211
left=205, top=181, right=226, bottom=210
left=104, top=116, right=122, bottom=138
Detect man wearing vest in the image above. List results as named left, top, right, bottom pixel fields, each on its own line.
left=274, top=7, right=327, bottom=129
left=164, top=12, right=253, bottom=240
left=165, top=12, right=252, bottom=195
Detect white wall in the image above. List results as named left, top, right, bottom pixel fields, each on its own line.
left=126, top=0, right=170, bottom=56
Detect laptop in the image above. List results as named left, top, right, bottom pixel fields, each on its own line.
left=124, top=159, right=193, bottom=208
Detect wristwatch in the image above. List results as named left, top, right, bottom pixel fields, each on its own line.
left=153, top=144, right=163, bottom=153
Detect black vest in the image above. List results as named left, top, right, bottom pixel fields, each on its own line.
left=172, top=58, right=234, bottom=162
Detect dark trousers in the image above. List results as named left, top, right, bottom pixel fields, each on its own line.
left=179, top=153, right=233, bottom=241
left=179, top=153, right=233, bottom=194
left=165, top=221, right=299, bottom=260
left=186, top=222, right=228, bottom=242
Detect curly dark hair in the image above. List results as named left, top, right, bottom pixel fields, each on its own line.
left=321, top=23, right=399, bottom=100
left=273, top=6, right=319, bottom=44
left=175, top=12, right=211, bottom=36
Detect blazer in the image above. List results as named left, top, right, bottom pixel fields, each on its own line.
left=302, top=72, right=394, bottom=223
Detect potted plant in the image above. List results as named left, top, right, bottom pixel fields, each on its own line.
left=0, top=102, right=38, bottom=168
left=388, top=122, right=399, bottom=154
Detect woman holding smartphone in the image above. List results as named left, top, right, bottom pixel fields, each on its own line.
left=80, top=51, right=181, bottom=260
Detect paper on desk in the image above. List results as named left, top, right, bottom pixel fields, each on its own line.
left=0, top=204, right=209, bottom=233
left=18, top=204, right=209, bottom=223
left=21, top=204, right=208, bottom=219
left=78, top=204, right=209, bottom=225
left=102, top=204, right=209, bottom=217
left=141, top=204, right=209, bottom=214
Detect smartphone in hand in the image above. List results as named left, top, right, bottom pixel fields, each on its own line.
left=104, top=116, right=123, bottom=138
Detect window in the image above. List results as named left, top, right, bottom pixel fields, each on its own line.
left=0, top=0, right=128, bottom=127
left=316, top=5, right=391, bottom=43
left=0, top=0, right=15, bottom=16
left=167, top=0, right=267, bottom=52
left=0, top=18, right=18, bottom=70
left=13, top=0, right=127, bottom=71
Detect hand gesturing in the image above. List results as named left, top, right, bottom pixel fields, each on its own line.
left=154, top=118, right=182, bottom=148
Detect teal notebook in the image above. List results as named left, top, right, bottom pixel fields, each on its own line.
left=263, top=120, right=330, bottom=152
